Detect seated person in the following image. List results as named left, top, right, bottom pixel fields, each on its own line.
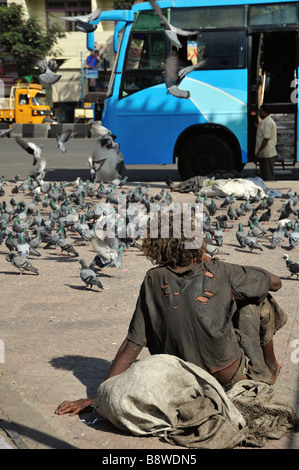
left=55, top=213, right=285, bottom=416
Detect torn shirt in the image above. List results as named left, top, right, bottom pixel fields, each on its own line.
left=127, top=258, right=271, bottom=374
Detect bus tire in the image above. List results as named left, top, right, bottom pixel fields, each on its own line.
left=177, top=134, right=235, bottom=180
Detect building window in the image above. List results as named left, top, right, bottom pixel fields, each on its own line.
left=46, top=0, right=91, bottom=32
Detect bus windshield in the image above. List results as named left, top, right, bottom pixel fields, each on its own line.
left=121, top=29, right=245, bottom=97
left=122, top=31, right=165, bottom=97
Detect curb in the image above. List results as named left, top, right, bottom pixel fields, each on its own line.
left=7, top=123, right=90, bottom=139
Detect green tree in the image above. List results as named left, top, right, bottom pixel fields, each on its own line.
left=0, top=3, right=65, bottom=78
left=114, top=0, right=135, bottom=10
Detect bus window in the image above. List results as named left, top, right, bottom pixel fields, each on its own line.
left=197, top=30, right=245, bottom=69
left=250, top=3, right=298, bottom=26
left=121, top=32, right=165, bottom=97
left=171, top=5, right=245, bottom=29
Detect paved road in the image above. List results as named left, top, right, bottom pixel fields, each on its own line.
left=0, top=137, right=181, bottom=183
left=0, top=137, right=298, bottom=451
left=2, top=136, right=299, bottom=183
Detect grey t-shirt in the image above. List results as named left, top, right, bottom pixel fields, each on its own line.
left=127, top=259, right=271, bottom=374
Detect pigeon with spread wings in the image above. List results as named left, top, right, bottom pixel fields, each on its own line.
left=32, top=56, right=62, bottom=85
left=56, top=129, right=77, bottom=153
left=163, top=51, right=206, bottom=99
left=61, top=7, right=101, bottom=32
left=15, top=137, right=43, bottom=166
left=149, top=0, right=197, bottom=48
left=60, top=7, right=101, bottom=23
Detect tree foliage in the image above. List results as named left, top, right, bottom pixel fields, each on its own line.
left=113, top=0, right=135, bottom=10
left=0, top=3, right=65, bottom=77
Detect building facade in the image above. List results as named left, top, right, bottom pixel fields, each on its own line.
left=3, top=0, right=117, bottom=122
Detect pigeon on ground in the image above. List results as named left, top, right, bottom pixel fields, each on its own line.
left=163, top=51, right=205, bottom=99
left=259, top=208, right=271, bottom=223
left=216, top=214, right=234, bottom=229
left=6, top=252, right=39, bottom=275
left=220, top=194, right=235, bottom=207
left=31, top=56, right=62, bottom=85
left=213, top=221, right=224, bottom=247
left=244, top=230, right=263, bottom=253
left=56, top=129, right=77, bottom=153
left=227, top=205, right=238, bottom=221
left=236, top=222, right=246, bottom=248
left=235, top=203, right=246, bottom=218
left=56, top=236, right=79, bottom=257
left=15, top=137, right=43, bottom=165
left=282, top=254, right=299, bottom=279
left=255, top=197, right=269, bottom=211
left=79, top=259, right=103, bottom=290
left=250, top=189, right=262, bottom=203
left=149, top=0, right=197, bottom=48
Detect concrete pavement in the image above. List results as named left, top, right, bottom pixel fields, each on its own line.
left=0, top=149, right=298, bottom=451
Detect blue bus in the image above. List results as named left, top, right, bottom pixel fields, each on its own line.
left=87, top=0, right=298, bottom=180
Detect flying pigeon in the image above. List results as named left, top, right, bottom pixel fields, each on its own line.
left=270, top=224, right=287, bottom=249
left=32, top=56, right=62, bottom=85
left=75, top=21, right=97, bottom=32
left=15, top=137, right=43, bottom=165
left=0, top=128, right=12, bottom=138
left=282, top=254, right=299, bottom=279
left=61, top=8, right=101, bottom=32
left=149, top=0, right=197, bottom=48
left=60, top=8, right=101, bottom=23
left=288, top=223, right=299, bottom=249
left=6, top=252, right=39, bottom=275
left=79, top=259, right=103, bottom=290
left=163, top=51, right=205, bottom=99
left=56, top=129, right=77, bottom=153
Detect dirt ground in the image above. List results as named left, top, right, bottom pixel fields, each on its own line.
left=0, top=174, right=298, bottom=450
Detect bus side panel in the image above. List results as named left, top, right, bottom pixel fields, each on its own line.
left=182, top=69, right=248, bottom=163
left=102, top=69, right=248, bottom=165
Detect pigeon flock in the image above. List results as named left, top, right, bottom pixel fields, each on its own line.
left=1, top=127, right=299, bottom=291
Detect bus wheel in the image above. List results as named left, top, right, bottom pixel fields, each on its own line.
left=177, top=135, right=234, bottom=180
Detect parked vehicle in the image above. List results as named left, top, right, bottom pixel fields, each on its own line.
left=0, top=83, right=54, bottom=124
left=86, top=0, right=298, bottom=179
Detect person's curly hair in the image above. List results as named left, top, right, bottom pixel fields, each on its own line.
left=141, top=212, right=206, bottom=267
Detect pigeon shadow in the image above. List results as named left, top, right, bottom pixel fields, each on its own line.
left=280, top=276, right=299, bottom=281
left=65, top=284, right=103, bottom=291
left=44, top=254, right=80, bottom=262
left=49, top=354, right=147, bottom=439
left=49, top=355, right=110, bottom=398
left=0, top=270, right=39, bottom=276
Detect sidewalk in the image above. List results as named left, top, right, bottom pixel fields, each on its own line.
left=0, top=174, right=298, bottom=450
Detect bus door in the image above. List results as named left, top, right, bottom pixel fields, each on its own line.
left=248, top=29, right=297, bottom=169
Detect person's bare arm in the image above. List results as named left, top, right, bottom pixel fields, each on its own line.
left=255, top=138, right=269, bottom=158
left=55, top=339, right=143, bottom=416
left=244, top=265, right=282, bottom=292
